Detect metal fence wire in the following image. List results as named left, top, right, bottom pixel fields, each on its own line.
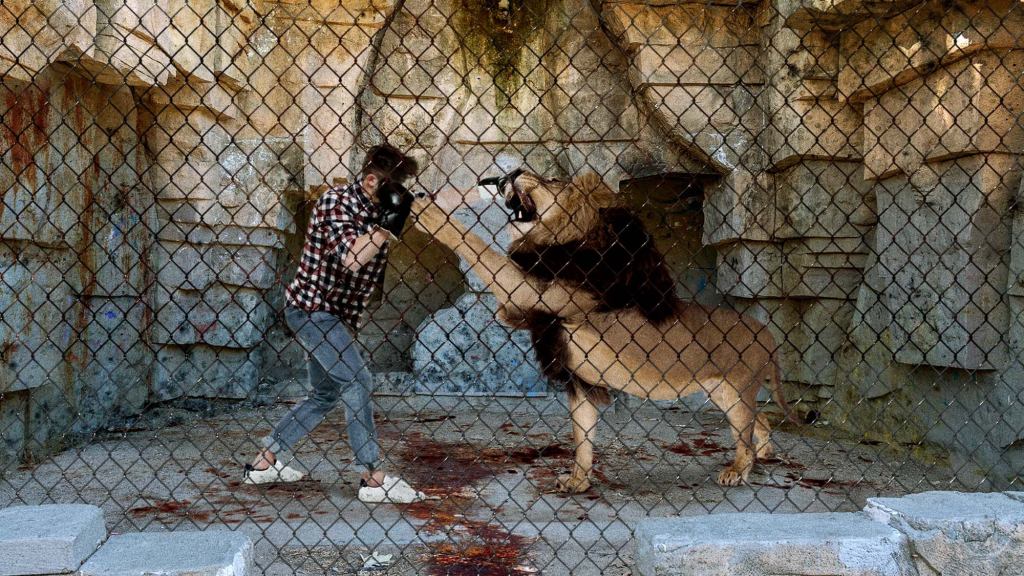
left=1, top=0, right=1023, bottom=573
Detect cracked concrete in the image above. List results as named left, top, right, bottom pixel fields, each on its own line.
left=0, top=396, right=966, bottom=575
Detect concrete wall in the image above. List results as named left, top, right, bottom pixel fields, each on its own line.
left=0, top=0, right=1022, bottom=484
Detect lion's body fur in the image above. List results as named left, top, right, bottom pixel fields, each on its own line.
left=412, top=170, right=794, bottom=490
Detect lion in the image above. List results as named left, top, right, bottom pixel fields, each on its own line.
left=412, top=170, right=794, bottom=490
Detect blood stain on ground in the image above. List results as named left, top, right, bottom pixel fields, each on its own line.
left=759, top=457, right=807, bottom=470
left=405, top=497, right=533, bottom=576
left=128, top=499, right=212, bottom=524
left=665, top=434, right=729, bottom=457
left=397, top=432, right=572, bottom=491
left=591, top=463, right=625, bottom=490
left=204, top=467, right=231, bottom=479
left=395, top=434, right=548, bottom=574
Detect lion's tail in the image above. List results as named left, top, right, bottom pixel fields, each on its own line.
left=767, top=352, right=800, bottom=425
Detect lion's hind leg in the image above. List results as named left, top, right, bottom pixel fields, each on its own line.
left=754, top=412, right=775, bottom=460
left=705, top=378, right=757, bottom=487
left=557, top=380, right=608, bottom=493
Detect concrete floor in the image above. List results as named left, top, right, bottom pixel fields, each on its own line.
left=0, top=395, right=966, bottom=575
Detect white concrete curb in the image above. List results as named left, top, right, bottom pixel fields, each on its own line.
left=0, top=505, right=253, bottom=576
left=635, top=490, right=1024, bottom=576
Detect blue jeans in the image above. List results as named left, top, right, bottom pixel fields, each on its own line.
left=261, top=307, right=380, bottom=472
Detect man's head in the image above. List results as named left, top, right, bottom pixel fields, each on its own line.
left=361, top=144, right=418, bottom=198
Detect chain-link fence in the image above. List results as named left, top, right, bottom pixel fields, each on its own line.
left=1, top=0, right=1022, bottom=573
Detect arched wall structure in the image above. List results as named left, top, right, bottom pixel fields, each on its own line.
left=0, top=0, right=1022, bottom=486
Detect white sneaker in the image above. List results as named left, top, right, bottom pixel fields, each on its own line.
left=358, top=475, right=430, bottom=503
left=242, top=460, right=305, bottom=485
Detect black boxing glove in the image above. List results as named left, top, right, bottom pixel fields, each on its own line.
left=377, top=181, right=413, bottom=237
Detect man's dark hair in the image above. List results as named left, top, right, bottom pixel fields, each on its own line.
left=362, top=144, right=418, bottom=183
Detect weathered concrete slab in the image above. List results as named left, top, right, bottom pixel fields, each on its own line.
left=0, top=504, right=106, bottom=576
left=866, top=491, right=1024, bottom=576
left=80, top=531, right=253, bottom=576
left=635, top=512, right=915, bottom=576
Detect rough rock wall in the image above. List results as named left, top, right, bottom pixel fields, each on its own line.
left=0, top=68, right=156, bottom=463
left=813, top=0, right=1024, bottom=482
left=0, top=0, right=1022, bottom=484
left=600, top=0, right=1024, bottom=483
left=0, top=0, right=394, bottom=468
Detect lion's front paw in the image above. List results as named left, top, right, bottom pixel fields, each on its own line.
left=556, top=473, right=591, bottom=493
left=716, top=463, right=751, bottom=487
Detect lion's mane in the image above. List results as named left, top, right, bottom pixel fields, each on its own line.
left=507, top=173, right=679, bottom=403
left=508, top=173, right=679, bottom=324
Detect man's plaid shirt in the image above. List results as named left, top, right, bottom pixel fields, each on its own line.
left=286, top=182, right=388, bottom=329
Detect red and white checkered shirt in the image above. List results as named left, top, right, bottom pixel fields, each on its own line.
left=286, top=182, right=388, bottom=329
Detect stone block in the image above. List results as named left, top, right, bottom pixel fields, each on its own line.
left=154, top=223, right=284, bottom=250
left=149, top=155, right=230, bottom=202
left=715, top=241, right=784, bottom=298
left=784, top=237, right=869, bottom=300
left=359, top=317, right=415, bottom=372
left=371, top=48, right=449, bottom=100
left=146, top=79, right=239, bottom=119
left=604, top=3, right=757, bottom=50
left=156, top=0, right=217, bottom=83
left=647, top=85, right=741, bottom=134
left=80, top=531, right=253, bottom=576
left=24, top=378, right=76, bottom=458
left=862, top=51, right=1024, bottom=180
left=272, top=0, right=392, bottom=28
left=783, top=0, right=922, bottom=32
left=152, top=241, right=216, bottom=292
left=70, top=296, right=153, bottom=436
left=85, top=0, right=172, bottom=87
left=301, top=86, right=360, bottom=187
left=553, top=78, right=634, bottom=143
left=774, top=298, right=855, bottom=387
left=171, top=191, right=294, bottom=234
left=838, top=0, right=1024, bottom=102
left=764, top=96, right=862, bottom=168
left=0, top=243, right=77, bottom=394
left=775, top=160, right=875, bottom=239
left=154, top=241, right=279, bottom=292
left=1010, top=176, right=1024, bottom=298
left=152, top=344, right=262, bottom=401
left=78, top=169, right=156, bottom=298
left=866, top=491, right=1024, bottom=576
left=145, top=107, right=224, bottom=157
left=299, top=21, right=376, bottom=88
left=0, top=76, right=65, bottom=247
left=635, top=512, right=915, bottom=576
left=702, top=167, right=775, bottom=244
left=864, top=154, right=1016, bottom=370
left=0, top=1, right=96, bottom=83
left=413, top=294, right=547, bottom=397
left=636, top=44, right=763, bottom=86
left=0, top=391, right=27, bottom=473
left=152, top=284, right=274, bottom=349
left=0, top=504, right=106, bottom=576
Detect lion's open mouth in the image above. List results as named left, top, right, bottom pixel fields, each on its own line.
left=505, top=186, right=537, bottom=223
